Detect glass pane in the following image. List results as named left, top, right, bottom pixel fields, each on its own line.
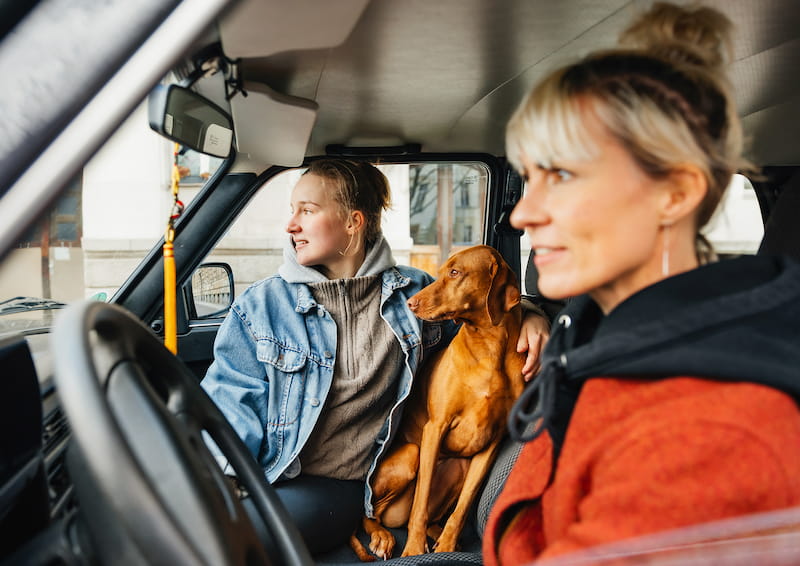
left=201, top=161, right=491, bottom=300
left=701, top=174, right=764, bottom=257
left=192, top=265, right=232, bottom=317
left=0, top=99, right=227, bottom=314
left=407, top=163, right=488, bottom=276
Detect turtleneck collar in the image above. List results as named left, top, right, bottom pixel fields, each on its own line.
left=277, top=234, right=397, bottom=284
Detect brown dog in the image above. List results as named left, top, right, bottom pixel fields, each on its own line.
left=351, top=245, right=526, bottom=560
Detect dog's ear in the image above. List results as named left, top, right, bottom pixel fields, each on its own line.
left=487, top=255, right=520, bottom=325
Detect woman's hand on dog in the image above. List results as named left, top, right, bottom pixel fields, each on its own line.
left=518, top=310, right=550, bottom=381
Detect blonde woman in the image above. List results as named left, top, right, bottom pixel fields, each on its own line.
left=484, top=3, right=800, bottom=564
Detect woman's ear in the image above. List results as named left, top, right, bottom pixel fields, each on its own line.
left=660, top=164, right=708, bottom=225
left=347, top=210, right=366, bottom=234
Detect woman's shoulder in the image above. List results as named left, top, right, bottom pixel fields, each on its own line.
left=391, top=264, right=435, bottom=285
left=238, top=273, right=289, bottom=294
left=233, top=274, right=297, bottom=310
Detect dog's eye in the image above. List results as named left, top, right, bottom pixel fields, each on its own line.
left=449, top=269, right=460, bottom=278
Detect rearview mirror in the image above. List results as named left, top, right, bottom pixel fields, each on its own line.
left=148, top=85, right=234, bottom=158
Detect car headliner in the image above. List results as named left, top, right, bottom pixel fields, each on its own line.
left=221, top=0, right=800, bottom=165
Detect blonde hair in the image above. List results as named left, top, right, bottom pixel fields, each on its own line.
left=507, top=2, right=748, bottom=245
left=304, top=159, right=391, bottom=246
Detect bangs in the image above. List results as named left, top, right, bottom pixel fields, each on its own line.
left=506, top=73, right=600, bottom=172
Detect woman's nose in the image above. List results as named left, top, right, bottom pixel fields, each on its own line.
left=286, top=214, right=299, bottom=233
left=510, top=177, right=548, bottom=230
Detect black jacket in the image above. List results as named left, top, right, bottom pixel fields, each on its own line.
left=509, top=254, right=800, bottom=448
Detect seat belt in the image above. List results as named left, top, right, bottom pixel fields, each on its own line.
left=492, top=165, right=524, bottom=278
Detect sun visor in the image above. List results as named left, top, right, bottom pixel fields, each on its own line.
left=220, top=0, right=369, bottom=58
left=231, top=84, right=317, bottom=167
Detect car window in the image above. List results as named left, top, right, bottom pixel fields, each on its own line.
left=0, top=102, right=225, bottom=337
left=520, top=173, right=765, bottom=295
left=200, top=162, right=490, bottom=300
left=701, top=174, right=764, bottom=257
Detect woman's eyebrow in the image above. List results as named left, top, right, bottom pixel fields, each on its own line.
left=293, top=199, right=321, bottom=207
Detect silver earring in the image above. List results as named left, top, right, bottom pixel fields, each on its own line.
left=661, top=223, right=671, bottom=277
left=339, top=232, right=355, bottom=256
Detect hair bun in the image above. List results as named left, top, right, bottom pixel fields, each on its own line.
left=618, top=2, right=733, bottom=71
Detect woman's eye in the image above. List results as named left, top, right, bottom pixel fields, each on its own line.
left=545, top=167, right=573, bottom=185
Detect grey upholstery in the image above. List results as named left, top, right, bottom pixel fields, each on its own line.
left=474, top=435, right=525, bottom=537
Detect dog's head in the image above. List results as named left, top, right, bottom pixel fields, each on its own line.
left=407, top=245, right=520, bottom=325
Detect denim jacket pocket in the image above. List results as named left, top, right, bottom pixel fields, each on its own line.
left=256, top=339, right=308, bottom=372
left=255, top=339, right=309, bottom=439
left=421, top=321, right=444, bottom=349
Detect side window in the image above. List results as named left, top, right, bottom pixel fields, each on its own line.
left=407, top=163, right=488, bottom=274
left=519, top=173, right=765, bottom=295
left=0, top=102, right=227, bottom=306
left=701, top=174, right=764, bottom=258
left=201, top=162, right=490, bottom=300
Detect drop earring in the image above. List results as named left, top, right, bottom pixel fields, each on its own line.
left=661, top=223, right=671, bottom=277
left=339, top=232, right=355, bottom=256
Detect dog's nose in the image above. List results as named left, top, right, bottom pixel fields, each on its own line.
left=407, top=297, right=419, bottom=312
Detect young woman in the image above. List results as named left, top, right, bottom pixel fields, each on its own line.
left=483, top=3, right=800, bottom=565
left=201, top=158, right=548, bottom=554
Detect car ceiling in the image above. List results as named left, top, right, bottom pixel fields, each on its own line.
left=216, top=0, right=800, bottom=167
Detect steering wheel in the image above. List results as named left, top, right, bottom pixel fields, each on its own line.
left=52, top=300, right=314, bottom=566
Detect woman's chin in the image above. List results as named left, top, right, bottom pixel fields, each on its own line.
left=295, top=250, right=315, bottom=266
left=536, top=277, right=575, bottom=302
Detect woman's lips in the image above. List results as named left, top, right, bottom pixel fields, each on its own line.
left=533, top=246, right=565, bottom=267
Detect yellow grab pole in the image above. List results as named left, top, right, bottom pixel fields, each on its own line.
left=163, top=236, right=177, bottom=354
left=163, top=142, right=183, bottom=354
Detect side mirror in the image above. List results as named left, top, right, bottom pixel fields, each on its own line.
left=148, top=85, right=234, bottom=158
left=186, top=262, right=234, bottom=319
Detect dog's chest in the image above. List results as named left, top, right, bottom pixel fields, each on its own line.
left=440, top=403, right=504, bottom=456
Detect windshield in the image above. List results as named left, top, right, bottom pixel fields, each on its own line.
left=0, top=100, right=224, bottom=338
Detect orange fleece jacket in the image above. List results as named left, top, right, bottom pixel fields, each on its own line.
left=483, top=376, right=800, bottom=566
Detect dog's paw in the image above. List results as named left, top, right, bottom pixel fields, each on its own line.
left=432, top=526, right=460, bottom=553
left=432, top=537, right=458, bottom=553
left=400, top=538, right=428, bottom=557
left=369, top=529, right=396, bottom=561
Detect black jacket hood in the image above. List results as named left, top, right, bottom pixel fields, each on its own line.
left=509, top=254, right=800, bottom=443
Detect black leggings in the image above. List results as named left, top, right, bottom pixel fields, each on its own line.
left=245, top=474, right=365, bottom=555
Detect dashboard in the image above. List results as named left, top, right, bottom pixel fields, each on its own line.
left=0, top=336, right=75, bottom=563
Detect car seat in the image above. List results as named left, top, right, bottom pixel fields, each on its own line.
left=758, top=167, right=800, bottom=260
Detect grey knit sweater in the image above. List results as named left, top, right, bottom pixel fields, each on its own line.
left=299, top=274, right=403, bottom=480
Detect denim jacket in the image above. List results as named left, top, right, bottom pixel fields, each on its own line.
left=201, top=236, right=457, bottom=515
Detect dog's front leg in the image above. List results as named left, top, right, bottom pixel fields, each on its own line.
left=359, top=442, right=420, bottom=560
left=435, top=439, right=502, bottom=552
left=401, top=420, right=445, bottom=556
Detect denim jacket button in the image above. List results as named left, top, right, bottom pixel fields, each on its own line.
left=310, top=398, right=320, bottom=407
left=323, top=350, right=333, bottom=358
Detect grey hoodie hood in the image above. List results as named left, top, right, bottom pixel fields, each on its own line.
left=278, top=234, right=397, bottom=284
